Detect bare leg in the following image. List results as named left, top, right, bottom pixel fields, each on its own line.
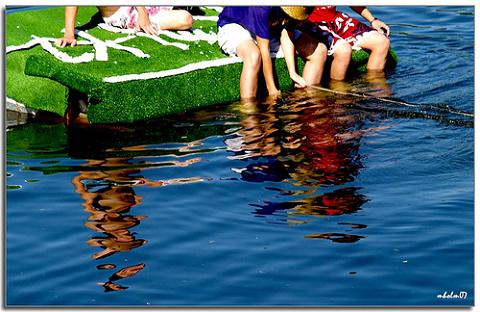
left=330, top=41, right=352, bottom=80
left=358, top=32, right=390, bottom=71
left=236, top=40, right=262, bottom=99
left=296, top=33, right=328, bottom=85
left=156, top=10, right=193, bottom=30
left=364, top=71, right=392, bottom=97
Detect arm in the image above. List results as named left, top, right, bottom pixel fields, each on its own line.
left=280, top=29, right=306, bottom=88
left=135, top=6, right=158, bottom=35
left=351, top=6, right=390, bottom=37
left=256, top=36, right=280, bottom=96
left=57, top=6, right=78, bottom=47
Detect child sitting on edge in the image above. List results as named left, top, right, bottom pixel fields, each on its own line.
left=57, top=6, right=193, bottom=48
left=217, top=7, right=281, bottom=99
left=308, top=6, right=390, bottom=80
left=276, top=7, right=329, bottom=88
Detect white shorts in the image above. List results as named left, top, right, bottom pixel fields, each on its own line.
left=217, top=23, right=283, bottom=58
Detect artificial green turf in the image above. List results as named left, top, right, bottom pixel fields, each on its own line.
left=6, top=7, right=100, bottom=116
left=8, top=6, right=397, bottom=124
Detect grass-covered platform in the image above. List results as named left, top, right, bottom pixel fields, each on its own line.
left=6, top=6, right=397, bottom=124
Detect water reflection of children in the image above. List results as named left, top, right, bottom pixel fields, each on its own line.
left=57, top=6, right=193, bottom=47
left=228, top=94, right=364, bottom=187
left=71, top=151, right=202, bottom=291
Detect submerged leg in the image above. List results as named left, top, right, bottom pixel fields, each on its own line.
left=358, top=32, right=390, bottom=71
left=330, top=41, right=352, bottom=80
left=236, top=40, right=262, bottom=99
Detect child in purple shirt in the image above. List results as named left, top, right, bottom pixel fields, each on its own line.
left=217, top=7, right=280, bottom=99
left=218, top=7, right=329, bottom=98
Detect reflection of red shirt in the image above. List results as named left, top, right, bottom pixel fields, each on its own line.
left=308, top=6, right=366, bottom=23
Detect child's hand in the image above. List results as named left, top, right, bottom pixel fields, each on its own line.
left=290, top=73, right=307, bottom=88
left=56, top=35, right=77, bottom=48
left=136, top=8, right=158, bottom=35
left=268, top=88, right=281, bottom=97
left=371, top=19, right=390, bottom=37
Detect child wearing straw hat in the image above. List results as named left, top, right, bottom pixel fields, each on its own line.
left=277, top=6, right=330, bottom=87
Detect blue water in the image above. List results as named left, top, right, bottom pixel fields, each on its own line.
left=6, top=6, right=474, bottom=306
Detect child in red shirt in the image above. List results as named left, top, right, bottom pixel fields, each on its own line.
left=308, top=6, right=390, bottom=80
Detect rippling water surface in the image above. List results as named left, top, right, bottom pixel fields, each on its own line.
left=6, top=6, right=473, bottom=306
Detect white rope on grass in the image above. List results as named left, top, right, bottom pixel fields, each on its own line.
left=98, top=22, right=214, bottom=47
left=6, top=36, right=97, bottom=64
left=112, top=35, right=137, bottom=44
left=193, top=15, right=219, bottom=22
left=76, top=29, right=150, bottom=59
left=203, top=6, right=223, bottom=13
left=96, top=23, right=137, bottom=34
left=158, top=29, right=217, bottom=45
left=192, top=29, right=217, bottom=44
left=105, top=39, right=150, bottom=58
left=32, top=35, right=95, bottom=63
left=103, top=57, right=242, bottom=83
left=6, top=37, right=41, bottom=53
left=98, top=22, right=187, bottom=50
left=75, top=30, right=109, bottom=61
left=134, top=32, right=189, bottom=50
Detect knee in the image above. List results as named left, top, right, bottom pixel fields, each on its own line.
left=334, top=43, right=352, bottom=62
left=180, top=12, right=193, bottom=29
left=370, top=34, right=390, bottom=53
left=306, top=42, right=327, bottom=63
left=316, top=43, right=328, bottom=59
left=380, top=36, right=390, bottom=52
left=245, top=48, right=261, bottom=70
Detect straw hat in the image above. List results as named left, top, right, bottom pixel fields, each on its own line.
left=280, top=6, right=310, bottom=21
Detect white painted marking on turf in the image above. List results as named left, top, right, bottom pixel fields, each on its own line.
left=105, top=39, right=150, bottom=58
left=6, top=37, right=40, bottom=53
left=103, top=57, right=243, bottom=83
left=98, top=23, right=215, bottom=46
left=203, top=6, right=223, bottom=13
left=75, top=29, right=150, bottom=59
left=135, top=32, right=189, bottom=50
left=192, top=15, right=219, bottom=22
left=7, top=16, right=218, bottom=63
left=32, top=35, right=95, bottom=63
left=6, top=36, right=94, bottom=61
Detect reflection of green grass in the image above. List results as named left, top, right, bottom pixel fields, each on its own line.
left=7, top=185, right=22, bottom=190
left=8, top=6, right=397, bottom=124
left=6, top=123, right=68, bottom=157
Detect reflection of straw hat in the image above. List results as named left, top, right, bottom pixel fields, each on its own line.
left=280, top=6, right=310, bottom=21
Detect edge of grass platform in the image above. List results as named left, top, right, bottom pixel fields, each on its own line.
left=88, top=58, right=295, bottom=124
